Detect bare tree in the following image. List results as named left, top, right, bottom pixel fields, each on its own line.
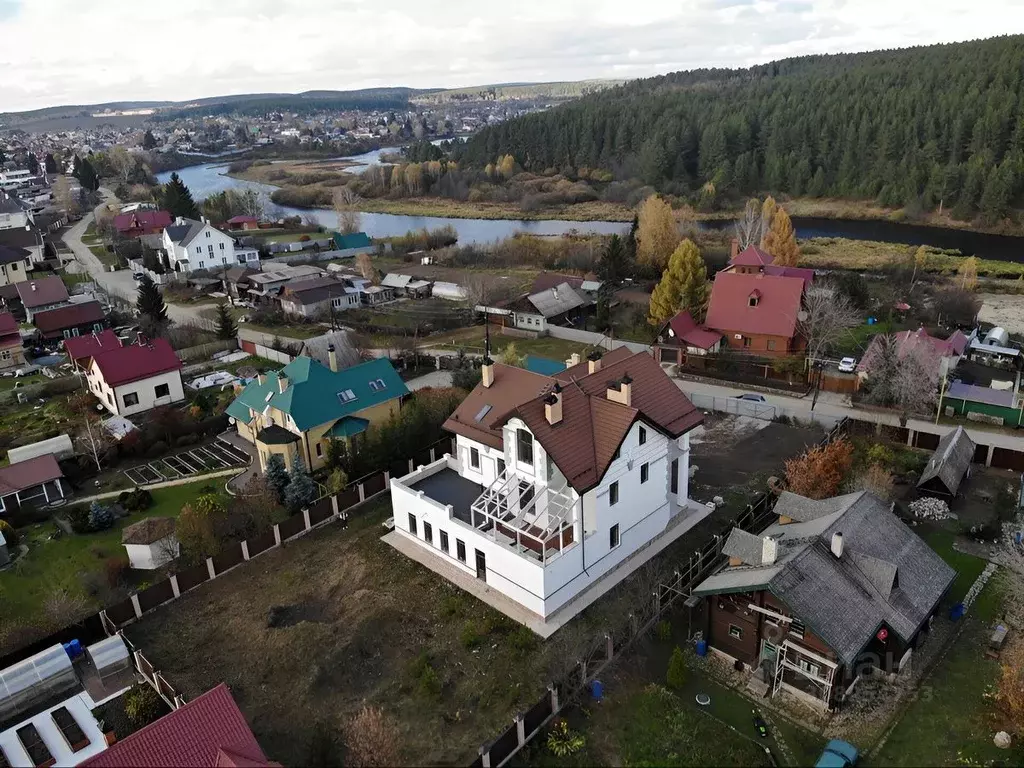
left=463, top=274, right=494, bottom=308
left=799, top=289, right=860, bottom=364
left=69, top=393, right=110, bottom=473
left=53, top=176, right=80, bottom=217
left=107, top=146, right=137, bottom=185
left=344, top=707, right=399, bottom=768
left=334, top=187, right=363, bottom=235
left=734, top=198, right=763, bottom=249
left=861, top=333, right=939, bottom=426
left=355, top=252, right=380, bottom=285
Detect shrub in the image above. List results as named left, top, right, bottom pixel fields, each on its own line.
left=460, top=620, right=483, bottom=649
left=67, top=505, right=91, bottom=534
left=123, top=684, right=164, bottom=726
left=666, top=646, right=687, bottom=690
left=175, top=434, right=199, bottom=447
left=0, top=519, right=18, bottom=547
left=88, top=501, right=115, bottom=531
left=117, top=488, right=153, bottom=512
left=508, top=625, right=538, bottom=654
left=345, top=706, right=398, bottom=768
left=655, top=620, right=672, bottom=642
left=299, top=234, right=311, bottom=242
left=146, top=440, right=168, bottom=459
left=417, top=663, right=442, bottom=699
left=105, top=556, right=131, bottom=588
left=546, top=719, right=585, bottom=757
left=439, top=594, right=464, bottom=618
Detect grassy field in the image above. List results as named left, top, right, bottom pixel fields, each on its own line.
left=359, top=197, right=635, bottom=222
left=0, top=373, right=44, bottom=392
left=0, top=480, right=224, bottom=639
left=424, top=325, right=601, bottom=362
left=799, top=236, right=1024, bottom=278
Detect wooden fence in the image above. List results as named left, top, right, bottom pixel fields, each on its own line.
left=176, top=339, right=239, bottom=363
left=470, top=417, right=849, bottom=768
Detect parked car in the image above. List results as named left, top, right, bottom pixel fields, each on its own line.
left=838, top=357, right=857, bottom=373
left=132, top=272, right=146, bottom=282
left=733, top=393, right=767, bottom=403
left=815, top=740, right=859, bottom=767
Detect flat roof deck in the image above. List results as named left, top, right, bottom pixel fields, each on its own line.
left=410, top=468, right=484, bottom=526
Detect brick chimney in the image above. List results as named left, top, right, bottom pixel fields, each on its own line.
left=730, top=238, right=740, bottom=262
left=587, top=349, right=602, bottom=375
left=606, top=373, right=632, bottom=406
left=566, top=352, right=581, bottom=368
left=328, top=343, right=338, bottom=372
left=544, top=384, right=563, bottom=425
left=481, top=355, right=494, bottom=388
left=762, top=535, right=778, bottom=566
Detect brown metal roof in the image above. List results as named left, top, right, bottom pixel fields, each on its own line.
left=443, top=364, right=553, bottom=450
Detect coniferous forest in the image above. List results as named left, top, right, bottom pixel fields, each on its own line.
left=458, top=36, right=1024, bottom=223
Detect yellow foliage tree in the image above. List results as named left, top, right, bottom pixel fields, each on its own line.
left=636, top=195, right=680, bottom=269
left=762, top=206, right=800, bottom=266
left=958, top=256, right=979, bottom=291
left=784, top=438, right=854, bottom=500
left=498, top=154, right=516, bottom=179
left=758, top=196, right=778, bottom=249
left=648, top=239, right=709, bottom=326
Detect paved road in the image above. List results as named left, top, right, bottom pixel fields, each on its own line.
left=674, top=376, right=1024, bottom=451
left=62, top=193, right=215, bottom=330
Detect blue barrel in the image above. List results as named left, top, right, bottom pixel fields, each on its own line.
left=949, top=603, right=966, bottom=621
left=62, top=639, right=82, bottom=659
left=591, top=680, right=604, bottom=700
left=696, top=639, right=708, bottom=657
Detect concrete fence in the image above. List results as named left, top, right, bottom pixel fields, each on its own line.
left=176, top=339, right=239, bottom=363
left=546, top=325, right=651, bottom=354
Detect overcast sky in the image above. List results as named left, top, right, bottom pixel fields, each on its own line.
left=1, top=0, right=1020, bottom=112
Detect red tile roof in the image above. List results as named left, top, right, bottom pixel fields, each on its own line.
left=763, top=264, right=815, bottom=285
left=730, top=245, right=773, bottom=267
left=91, top=337, right=181, bottom=387
left=705, top=271, right=805, bottom=339
left=664, top=311, right=723, bottom=350
left=0, top=311, right=20, bottom=347
left=16, top=276, right=70, bottom=308
left=81, top=683, right=276, bottom=768
left=63, top=328, right=122, bottom=361
left=32, top=301, right=105, bottom=337
left=227, top=215, right=259, bottom=225
left=113, top=210, right=172, bottom=234
left=857, top=328, right=965, bottom=376
left=0, top=453, right=62, bottom=496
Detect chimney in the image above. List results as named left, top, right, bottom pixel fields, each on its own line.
left=587, top=349, right=602, bottom=375
left=278, top=375, right=289, bottom=394
left=328, top=343, right=338, bottom=372
left=730, top=238, right=739, bottom=262
left=257, top=373, right=266, bottom=386
left=566, top=352, right=581, bottom=368
left=831, top=532, right=844, bottom=559
left=606, top=373, right=632, bottom=406
left=544, top=383, right=563, bottom=425
left=481, top=355, right=494, bottom=388
left=762, top=535, right=778, bottom=566
left=30, top=282, right=36, bottom=291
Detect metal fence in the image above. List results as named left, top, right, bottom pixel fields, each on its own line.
left=687, top=392, right=778, bottom=421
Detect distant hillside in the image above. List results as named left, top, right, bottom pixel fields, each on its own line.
left=458, top=36, right=1024, bottom=224
left=411, top=80, right=625, bottom=104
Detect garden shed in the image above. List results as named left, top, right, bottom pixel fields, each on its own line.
left=122, top=516, right=178, bottom=570
left=917, top=426, right=976, bottom=497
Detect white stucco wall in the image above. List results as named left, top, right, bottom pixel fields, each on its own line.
left=124, top=535, right=178, bottom=570
left=88, top=364, right=185, bottom=416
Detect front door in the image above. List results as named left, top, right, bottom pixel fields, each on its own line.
left=475, top=549, right=487, bottom=581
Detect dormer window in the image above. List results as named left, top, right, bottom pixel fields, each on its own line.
left=748, top=290, right=761, bottom=308
left=516, top=429, right=534, bottom=466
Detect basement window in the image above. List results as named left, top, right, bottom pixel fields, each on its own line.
left=728, top=625, right=743, bottom=640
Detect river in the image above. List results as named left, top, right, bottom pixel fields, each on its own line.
left=158, top=160, right=1024, bottom=259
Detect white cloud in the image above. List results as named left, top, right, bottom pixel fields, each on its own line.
left=0, top=0, right=1020, bottom=111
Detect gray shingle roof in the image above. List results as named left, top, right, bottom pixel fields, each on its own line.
left=722, top=528, right=770, bottom=566
left=164, top=218, right=206, bottom=247
left=917, top=426, right=976, bottom=496
left=696, top=491, right=956, bottom=665
left=774, top=491, right=860, bottom=522
left=527, top=282, right=586, bottom=319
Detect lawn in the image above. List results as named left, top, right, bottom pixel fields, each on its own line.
left=0, top=373, right=44, bottom=392
left=0, top=479, right=225, bottom=642
left=921, top=527, right=989, bottom=604
left=61, top=272, right=93, bottom=290
left=424, top=325, right=601, bottom=363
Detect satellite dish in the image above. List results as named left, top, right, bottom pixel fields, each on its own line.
left=797, top=310, right=808, bottom=322
left=228, top=417, right=236, bottom=425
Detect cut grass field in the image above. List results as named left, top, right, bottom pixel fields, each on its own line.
left=424, top=325, right=602, bottom=363
left=800, top=236, right=1024, bottom=278
left=0, top=479, right=224, bottom=640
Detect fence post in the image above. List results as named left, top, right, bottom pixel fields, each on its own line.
left=987, top=444, right=995, bottom=467
left=408, top=458, right=415, bottom=474
left=548, top=682, right=559, bottom=713
left=241, top=541, right=250, bottom=561
left=130, top=594, right=143, bottom=619
left=384, top=471, right=390, bottom=487
left=170, top=574, right=181, bottom=598
left=331, top=494, right=339, bottom=517
left=273, top=524, right=282, bottom=546
left=605, top=633, right=614, bottom=662
left=515, top=714, right=526, bottom=746
left=358, top=482, right=366, bottom=503
left=479, top=746, right=491, bottom=768
left=430, top=447, right=437, bottom=462
left=205, top=557, right=217, bottom=580
left=302, top=508, right=311, bottom=530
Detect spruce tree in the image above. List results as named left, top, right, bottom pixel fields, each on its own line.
left=77, top=158, right=99, bottom=192
left=136, top=274, right=169, bottom=326
left=648, top=239, right=708, bottom=326
left=624, top=215, right=639, bottom=266
left=265, top=454, right=290, bottom=502
left=142, top=130, right=157, bottom=150
left=284, top=455, right=318, bottom=512
left=26, top=154, right=39, bottom=175
left=44, top=153, right=57, bottom=174
left=161, top=172, right=199, bottom=219
left=214, top=303, right=237, bottom=340
left=762, top=206, right=800, bottom=266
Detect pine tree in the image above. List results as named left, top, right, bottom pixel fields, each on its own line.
left=88, top=501, right=114, bottom=531
left=624, top=215, right=639, bottom=265
left=596, top=235, right=626, bottom=331
left=136, top=274, right=169, bottom=326
left=43, top=153, right=57, bottom=174
left=214, top=303, right=237, bottom=340
left=77, top=158, right=99, bottom=192
left=161, top=172, right=199, bottom=219
left=265, top=454, right=290, bottom=502
left=142, top=130, right=157, bottom=150
left=26, top=153, right=39, bottom=175
left=648, top=239, right=708, bottom=326
left=762, top=206, right=800, bottom=266
left=636, top=195, right=680, bottom=269
left=284, top=455, right=318, bottom=512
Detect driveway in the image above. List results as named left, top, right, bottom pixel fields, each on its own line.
left=62, top=191, right=215, bottom=330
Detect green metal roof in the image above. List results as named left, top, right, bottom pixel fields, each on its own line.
left=227, top=356, right=407, bottom=432
left=325, top=416, right=370, bottom=438
left=332, top=232, right=372, bottom=250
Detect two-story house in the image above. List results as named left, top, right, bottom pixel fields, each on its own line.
left=16, top=277, right=70, bottom=322
left=33, top=301, right=107, bottom=341
left=0, top=192, right=32, bottom=230
left=0, top=312, right=26, bottom=371
left=278, top=276, right=366, bottom=318
left=162, top=218, right=238, bottom=273
left=226, top=354, right=407, bottom=472
left=83, top=337, right=185, bottom=417
left=692, top=491, right=955, bottom=711
left=0, top=245, right=31, bottom=287
left=388, top=346, right=706, bottom=633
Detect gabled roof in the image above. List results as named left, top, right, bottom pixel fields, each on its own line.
left=80, top=683, right=275, bottom=768
left=917, top=426, right=976, bottom=496
left=16, top=276, right=70, bottom=308
left=695, top=491, right=956, bottom=665
left=227, top=215, right=258, bottom=224
left=527, top=282, right=587, bottom=318
left=113, top=210, right=172, bottom=233
left=731, top=245, right=773, bottom=267
left=531, top=272, right=601, bottom=295
left=0, top=453, right=63, bottom=496
left=64, top=329, right=121, bottom=360
left=0, top=244, right=30, bottom=266
left=0, top=226, right=44, bottom=250
left=164, top=218, right=210, bottom=247
left=661, top=311, right=722, bottom=350
left=226, top=356, right=407, bottom=432
left=0, top=311, right=19, bottom=343
left=91, top=338, right=182, bottom=387
left=381, top=273, right=413, bottom=289
left=445, top=348, right=702, bottom=494
left=122, top=516, right=176, bottom=545
left=705, top=271, right=805, bottom=339
left=332, top=232, right=371, bottom=250
left=33, top=300, right=105, bottom=335
left=763, top=264, right=814, bottom=285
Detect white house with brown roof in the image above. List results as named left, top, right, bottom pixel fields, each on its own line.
left=388, top=347, right=708, bottom=634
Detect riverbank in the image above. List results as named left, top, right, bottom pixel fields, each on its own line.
left=799, top=236, right=1024, bottom=278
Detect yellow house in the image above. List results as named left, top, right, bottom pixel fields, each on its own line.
left=226, top=354, right=408, bottom=472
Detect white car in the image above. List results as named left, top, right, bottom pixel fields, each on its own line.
left=733, top=393, right=767, bottom=403
left=838, top=357, right=857, bottom=373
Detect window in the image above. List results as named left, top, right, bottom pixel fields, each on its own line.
left=742, top=337, right=752, bottom=348
left=516, top=429, right=533, bottom=466
left=456, top=539, right=466, bottom=562
left=798, top=658, right=820, bottom=677
left=0, top=350, right=9, bottom=361
left=198, top=262, right=204, bottom=269
left=10, top=262, right=17, bottom=271
left=205, top=231, right=211, bottom=238
left=609, top=523, right=620, bottom=549
left=315, top=442, right=323, bottom=457
left=123, top=392, right=139, bottom=407
left=639, top=426, right=647, bottom=445
left=748, top=295, right=759, bottom=307
left=767, top=339, right=776, bottom=351
left=423, top=521, right=432, bottom=545
left=368, top=379, right=387, bottom=392
left=208, top=245, right=214, bottom=254
left=338, top=389, right=357, bottom=403
left=154, top=383, right=170, bottom=398
left=92, top=323, right=103, bottom=332
left=728, top=624, right=743, bottom=640
left=789, top=619, right=806, bottom=639
left=609, top=481, right=619, bottom=505
left=640, top=462, right=649, bottom=484
left=470, top=447, right=480, bottom=469
left=195, top=246, right=201, bottom=253
left=497, top=458, right=506, bottom=476
left=219, top=242, right=225, bottom=250
left=440, top=530, right=449, bottom=553
left=408, top=514, right=417, bottom=536
left=670, top=458, right=679, bottom=494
